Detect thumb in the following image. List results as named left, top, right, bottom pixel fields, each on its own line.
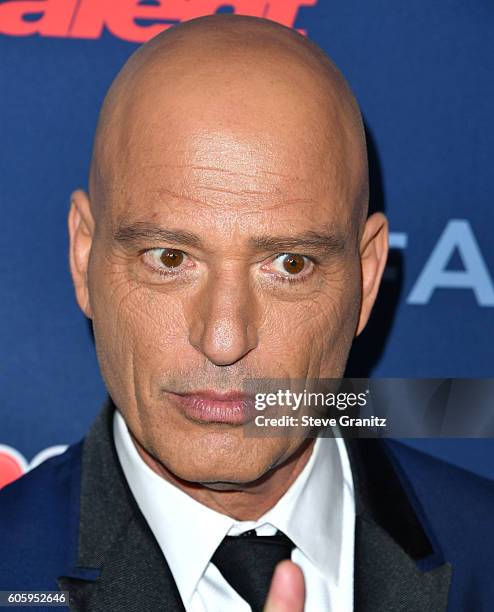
left=264, top=560, right=305, bottom=612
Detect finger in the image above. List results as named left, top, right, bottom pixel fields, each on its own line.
left=263, top=560, right=305, bottom=612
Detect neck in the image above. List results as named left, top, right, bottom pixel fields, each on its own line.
left=131, top=435, right=315, bottom=521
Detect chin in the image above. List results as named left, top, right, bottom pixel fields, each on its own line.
left=148, top=426, right=291, bottom=486
left=168, top=455, right=271, bottom=487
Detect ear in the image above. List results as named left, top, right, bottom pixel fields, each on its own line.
left=68, top=189, right=95, bottom=319
left=355, top=212, right=389, bottom=336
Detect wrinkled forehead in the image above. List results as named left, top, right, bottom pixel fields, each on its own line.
left=90, top=31, right=367, bottom=232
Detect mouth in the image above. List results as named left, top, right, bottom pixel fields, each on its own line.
left=166, top=389, right=256, bottom=425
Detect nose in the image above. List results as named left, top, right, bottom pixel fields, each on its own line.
left=188, top=269, right=259, bottom=366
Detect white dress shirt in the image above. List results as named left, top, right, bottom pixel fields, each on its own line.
left=113, top=409, right=355, bottom=612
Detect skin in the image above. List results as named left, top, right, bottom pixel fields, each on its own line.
left=264, top=561, right=305, bottom=612
left=68, top=14, right=388, bottom=609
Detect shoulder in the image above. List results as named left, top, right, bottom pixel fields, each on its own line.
left=0, top=440, right=83, bottom=587
left=384, top=439, right=494, bottom=511
left=383, top=439, right=494, bottom=560
left=0, top=439, right=83, bottom=522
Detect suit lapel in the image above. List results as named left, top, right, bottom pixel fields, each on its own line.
left=354, top=516, right=451, bottom=612
left=346, top=438, right=452, bottom=612
left=57, top=400, right=185, bottom=612
left=59, top=513, right=185, bottom=611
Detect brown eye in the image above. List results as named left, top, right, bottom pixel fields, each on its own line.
left=159, top=249, right=184, bottom=268
left=282, top=254, right=305, bottom=274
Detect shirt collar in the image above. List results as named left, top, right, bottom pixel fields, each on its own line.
left=256, top=431, right=351, bottom=586
left=113, top=409, right=353, bottom=604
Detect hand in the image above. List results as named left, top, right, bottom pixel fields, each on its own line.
left=264, top=560, right=305, bottom=612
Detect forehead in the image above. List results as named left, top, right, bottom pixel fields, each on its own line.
left=105, top=136, right=351, bottom=241
left=96, top=56, right=363, bottom=233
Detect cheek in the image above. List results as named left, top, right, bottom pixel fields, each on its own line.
left=258, top=276, right=360, bottom=376
left=103, top=285, right=187, bottom=358
left=88, top=263, right=189, bottom=400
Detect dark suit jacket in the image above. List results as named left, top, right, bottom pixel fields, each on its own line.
left=1, top=399, right=494, bottom=611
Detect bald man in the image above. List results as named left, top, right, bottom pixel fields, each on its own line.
left=1, top=13, right=494, bottom=612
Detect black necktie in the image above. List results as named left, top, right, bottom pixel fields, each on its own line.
left=211, top=529, right=295, bottom=612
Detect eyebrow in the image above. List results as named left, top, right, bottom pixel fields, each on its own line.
left=113, top=222, right=202, bottom=249
left=249, top=231, right=346, bottom=257
left=113, top=222, right=346, bottom=257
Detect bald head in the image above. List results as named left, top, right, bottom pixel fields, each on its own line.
left=89, top=14, right=368, bottom=228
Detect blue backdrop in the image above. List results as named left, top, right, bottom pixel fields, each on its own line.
left=1, top=0, right=493, bottom=487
